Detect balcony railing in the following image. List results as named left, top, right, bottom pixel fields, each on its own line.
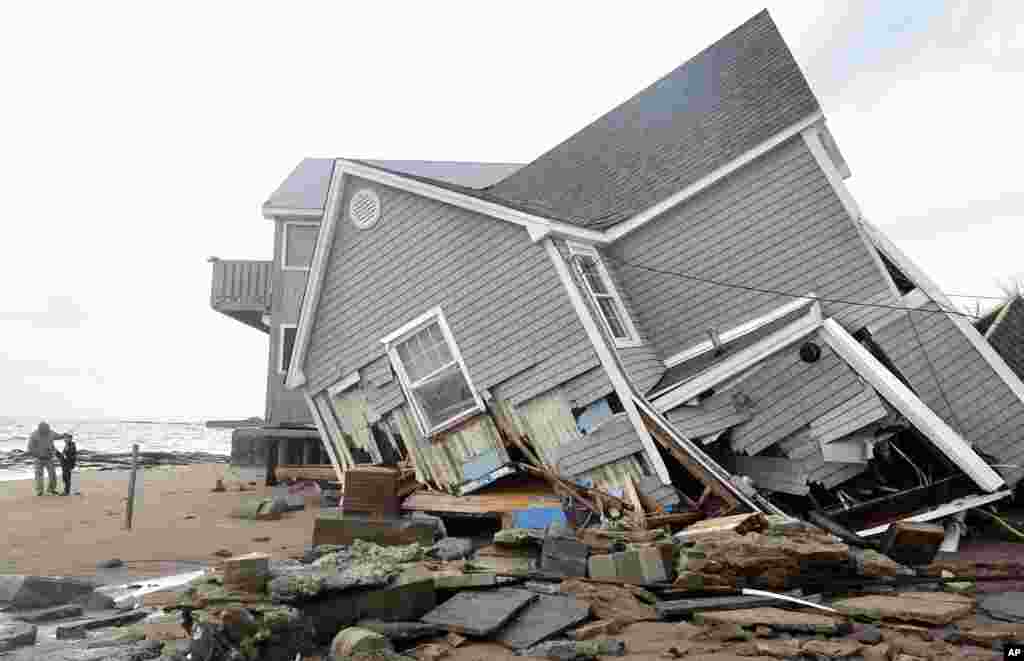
left=210, top=258, right=272, bottom=331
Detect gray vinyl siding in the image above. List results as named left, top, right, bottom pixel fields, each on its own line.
left=728, top=341, right=865, bottom=456
left=362, top=355, right=405, bottom=416
left=988, top=298, right=1024, bottom=383
left=303, top=177, right=600, bottom=412
left=555, top=414, right=644, bottom=477
left=665, top=390, right=753, bottom=440
left=808, top=386, right=887, bottom=444
left=637, top=475, right=681, bottom=507
left=872, top=307, right=1024, bottom=484
left=267, top=219, right=314, bottom=426
left=608, top=137, right=896, bottom=362
left=562, top=367, right=614, bottom=409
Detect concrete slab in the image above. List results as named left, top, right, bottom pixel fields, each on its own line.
left=494, top=594, right=590, bottom=650
left=833, top=594, right=974, bottom=625
left=421, top=588, right=536, bottom=636
left=0, top=576, right=97, bottom=610
left=694, top=607, right=843, bottom=634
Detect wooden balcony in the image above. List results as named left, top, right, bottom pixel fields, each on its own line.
left=210, top=258, right=272, bottom=332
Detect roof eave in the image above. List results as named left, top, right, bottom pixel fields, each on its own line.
left=261, top=205, right=324, bottom=220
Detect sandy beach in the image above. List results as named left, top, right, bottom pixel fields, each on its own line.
left=0, top=464, right=316, bottom=581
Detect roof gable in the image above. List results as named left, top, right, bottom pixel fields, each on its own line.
left=485, top=10, right=820, bottom=229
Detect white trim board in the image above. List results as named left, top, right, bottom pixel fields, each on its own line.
left=857, top=489, right=1012, bottom=536
left=862, top=220, right=1024, bottom=426
left=543, top=237, right=672, bottom=485
left=652, top=303, right=823, bottom=412
left=263, top=206, right=323, bottom=220
left=281, top=220, right=319, bottom=271
left=303, top=390, right=346, bottom=481
left=327, top=370, right=361, bottom=397
left=285, top=171, right=347, bottom=391
left=663, top=296, right=815, bottom=369
left=819, top=318, right=1005, bottom=493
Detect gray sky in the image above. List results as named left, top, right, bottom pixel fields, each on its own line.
left=2, top=1, right=1021, bottom=420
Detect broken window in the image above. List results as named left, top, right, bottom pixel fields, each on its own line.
left=278, top=325, right=297, bottom=374
left=386, top=310, right=482, bottom=434
left=567, top=243, right=639, bottom=347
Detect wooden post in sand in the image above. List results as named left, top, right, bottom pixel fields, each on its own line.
left=124, top=443, right=139, bottom=530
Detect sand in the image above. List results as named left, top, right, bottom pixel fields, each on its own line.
left=0, top=464, right=318, bottom=581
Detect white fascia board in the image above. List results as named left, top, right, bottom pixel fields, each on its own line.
left=819, top=318, right=1006, bottom=493
left=857, top=489, right=1012, bottom=536
left=262, top=205, right=323, bottom=220
left=663, top=296, right=815, bottom=368
left=652, top=303, right=823, bottom=412
left=379, top=306, right=444, bottom=346
left=862, top=220, right=1024, bottom=417
left=543, top=237, right=672, bottom=485
left=285, top=170, right=348, bottom=391
left=327, top=370, right=361, bottom=397
left=303, top=390, right=346, bottom=481
left=336, top=160, right=608, bottom=245
left=605, top=112, right=824, bottom=242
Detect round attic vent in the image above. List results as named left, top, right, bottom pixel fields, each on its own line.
left=349, top=189, right=381, bottom=229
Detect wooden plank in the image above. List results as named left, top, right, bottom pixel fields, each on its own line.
left=401, top=491, right=562, bottom=515
left=56, top=610, right=149, bottom=640
left=420, top=588, right=537, bottom=637
left=275, top=464, right=337, bottom=481
left=657, top=592, right=806, bottom=619
left=495, top=594, right=591, bottom=650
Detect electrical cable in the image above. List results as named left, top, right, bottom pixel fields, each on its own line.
left=973, top=508, right=1024, bottom=542
left=602, top=256, right=984, bottom=320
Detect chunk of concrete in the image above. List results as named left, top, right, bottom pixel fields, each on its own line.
left=540, top=537, right=589, bottom=578
left=694, top=607, right=843, bottom=635
left=0, top=575, right=97, bottom=609
left=429, top=537, right=474, bottom=561
left=421, top=587, right=536, bottom=636
left=435, top=573, right=499, bottom=590
left=0, top=622, right=37, bottom=652
left=495, top=594, right=590, bottom=650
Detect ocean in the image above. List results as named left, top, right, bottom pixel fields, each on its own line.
left=0, top=417, right=232, bottom=481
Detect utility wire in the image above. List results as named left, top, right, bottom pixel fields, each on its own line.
left=602, top=256, right=984, bottom=320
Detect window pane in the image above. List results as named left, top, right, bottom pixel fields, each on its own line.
left=412, top=364, right=476, bottom=429
left=397, top=322, right=452, bottom=382
left=596, top=296, right=629, bottom=339
left=576, top=256, right=610, bottom=294
left=285, top=224, right=318, bottom=268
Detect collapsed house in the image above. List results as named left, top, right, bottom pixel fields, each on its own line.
left=270, top=10, right=1024, bottom=534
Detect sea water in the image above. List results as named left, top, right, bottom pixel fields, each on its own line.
left=0, top=417, right=231, bottom=481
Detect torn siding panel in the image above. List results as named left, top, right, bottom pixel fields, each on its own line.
left=495, top=346, right=603, bottom=407
left=873, top=308, right=1024, bottom=481
left=809, top=385, right=888, bottom=444
left=501, top=386, right=580, bottom=467
left=729, top=455, right=810, bottom=496
left=330, top=387, right=379, bottom=462
left=579, top=455, right=649, bottom=496
left=556, top=413, right=644, bottom=477
left=608, top=137, right=896, bottom=361
left=304, top=176, right=600, bottom=400
left=665, top=390, right=754, bottom=439
left=728, top=342, right=865, bottom=456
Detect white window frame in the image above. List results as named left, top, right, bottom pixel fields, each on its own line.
left=281, top=221, right=319, bottom=271
left=379, top=306, right=484, bottom=436
left=566, top=242, right=642, bottom=348
left=278, top=324, right=298, bottom=374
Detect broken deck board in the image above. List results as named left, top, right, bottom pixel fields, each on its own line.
left=401, top=491, right=562, bottom=515
left=495, top=594, right=590, bottom=649
left=420, top=588, right=537, bottom=637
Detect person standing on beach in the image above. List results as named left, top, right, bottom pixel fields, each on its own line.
left=55, top=435, right=77, bottom=496
left=27, top=422, right=72, bottom=496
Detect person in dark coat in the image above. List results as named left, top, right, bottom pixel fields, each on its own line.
left=54, top=436, right=77, bottom=496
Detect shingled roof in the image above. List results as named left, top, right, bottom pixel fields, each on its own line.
left=482, top=10, right=821, bottom=230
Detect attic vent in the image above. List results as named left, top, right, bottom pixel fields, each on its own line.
left=349, top=189, right=381, bottom=229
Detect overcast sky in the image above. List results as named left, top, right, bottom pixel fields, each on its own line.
left=2, top=1, right=1021, bottom=421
